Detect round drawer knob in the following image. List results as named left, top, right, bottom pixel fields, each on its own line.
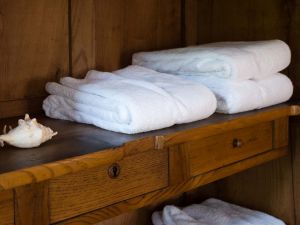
left=108, top=163, right=121, bottom=179
left=232, top=138, right=243, bottom=148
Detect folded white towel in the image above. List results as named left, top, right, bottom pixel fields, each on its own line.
left=179, top=74, right=293, bottom=114
left=43, top=66, right=216, bottom=134
left=44, top=73, right=178, bottom=134
left=133, top=40, right=291, bottom=80
left=152, top=198, right=285, bottom=225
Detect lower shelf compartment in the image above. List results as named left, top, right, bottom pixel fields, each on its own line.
left=54, top=147, right=287, bottom=225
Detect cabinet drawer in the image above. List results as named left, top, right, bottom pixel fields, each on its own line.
left=49, top=149, right=168, bottom=223
left=187, top=122, right=273, bottom=177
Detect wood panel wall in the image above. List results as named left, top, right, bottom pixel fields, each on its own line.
left=0, top=0, right=69, bottom=118
left=2, top=0, right=298, bottom=119
left=71, top=0, right=182, bottom=77
left=0, top=0, right=183, bottom=119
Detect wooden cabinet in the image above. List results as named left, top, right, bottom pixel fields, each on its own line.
left=0, top=104, right=298, bottom=225
left=49, top=149, right=168, bottom=223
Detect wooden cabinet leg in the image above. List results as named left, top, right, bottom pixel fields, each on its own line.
left=14, top=182, right=49, bottom=225
left=273, top=117, right=289, bottom=148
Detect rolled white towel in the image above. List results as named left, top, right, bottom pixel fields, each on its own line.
left=180, top=74, right=293, bottom=114
left=44, top=67, right=217, bottom=134
left=133, top=40, right=291, bottom=80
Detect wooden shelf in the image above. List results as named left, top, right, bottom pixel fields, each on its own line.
left=0, top=102, right=298, bottom=190
left=0, top=102, right=296, bottom=176
left=0, top=102, right=298, bottom=224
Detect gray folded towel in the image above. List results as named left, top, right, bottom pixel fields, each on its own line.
left=152, top=198, right=285, bottom=225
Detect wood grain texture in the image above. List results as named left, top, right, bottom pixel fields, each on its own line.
left=14, top=182, right=49, bottom=225
left=216, top=153, right=295, bottom=225
left=287, top=0, right=300, bottom=223
left=291, top=117, right=300, bottom=225
left=49, top=150, right=168, bottom=223
left=0, top=0, right=69, bottom=118
left=290, top=104, right=300, bottom=116
left=0, top=104, right=295, bottom=191
left=287, top=0, right=300, bottom=98
left=71, top=0, right=182, bottom=76
left=94, top=209, right=152, bottom=225
left=0, top=98, right=44, bottom=119
left=54, top=147, right=287, bottom=225
left=185, top=0, right=289, bottom=45
left=163, top=104, right=292, bottom=147
left=273, top=117, right=289, bottom=148
left=0, top=190, right=14, bottom=225
left=184, top=0, right=200, bottom=45
left=187, top=122, right=273, bottom=176
left=182, top=119, right=292, bottom=223
left=169, top=144, right=190, bottom=185
left=183, top=2, right=298, bottom=225
left=70, top=0, right=96, bottom=77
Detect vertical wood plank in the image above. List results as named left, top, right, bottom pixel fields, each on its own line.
left=184, top=0, right=200, bottom=45
left=14, top=182, right=49, bottom=225
left=95, top=0, right=126, bottom=72
left=156, top=0, right=182, bottom=49
left=194, top=0, right=289, bottom=44
left=122, top=0, right=160, bottom=66
left=71, top=0, right=183, bottom=76
left=0, top=190, right=14, bottom=225
left=287, top=0, right=300, bottom=98
left=216, top=155, right=295, bottom=225
left=70, top=0, right=96, bottom=77
left=0, top=0, right=69, bottom=118
left=287, top=1, right=300, bottom=223
left=169, top=145, right=190, bottom=185
left=273, top=117, right=289, bottom=149
left=291, top=117, right=300, bottom=225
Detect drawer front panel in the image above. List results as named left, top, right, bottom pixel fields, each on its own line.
left=49, top=149, right=168, bottom=223
left=188, top=122, right=273, bottom=176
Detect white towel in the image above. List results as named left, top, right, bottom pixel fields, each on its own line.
left=179, top=74, right=293, bottom=114
left=43, top=66, right=216, bottom=134
left=133, top=40, right=291, bottom=80
left=81, top=66, right=217, bottom=124
left=152, top=198, right=285, bottom=225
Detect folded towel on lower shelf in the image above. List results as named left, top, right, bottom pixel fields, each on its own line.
left=43, top=66, right=216, bottom=134
left=179, top=74, right=293, bottom=114
left=152, top=198, right=285, bottom=225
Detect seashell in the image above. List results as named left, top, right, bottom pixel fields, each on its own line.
left=0, top=114, right=57, bottom=148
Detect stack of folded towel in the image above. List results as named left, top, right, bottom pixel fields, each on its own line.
left=43, top=66, right=216, bottom=134
left=133, top=40, right=293, bottom=114
left=152, top=198, right=285, bottom=225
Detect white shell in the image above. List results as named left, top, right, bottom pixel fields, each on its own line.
left=0, top=114, right=57, bottom=148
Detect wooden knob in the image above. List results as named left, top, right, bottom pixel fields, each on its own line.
left=232, top=138, right=243, bottom=148
left=108, top=163, right=121, bottom=179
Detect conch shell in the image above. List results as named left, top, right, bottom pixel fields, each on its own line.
left=0, top=114, right=57, bottom=148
